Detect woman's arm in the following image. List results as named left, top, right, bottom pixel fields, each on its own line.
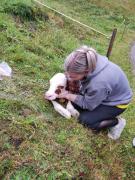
left=74, top=82, right=110, bottom=110
left=57, top=90, right=77, bottom=102
left=57, top=82, right=110, bottom=111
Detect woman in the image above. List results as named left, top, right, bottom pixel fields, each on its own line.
left=57, top=45, right=133, bottom=140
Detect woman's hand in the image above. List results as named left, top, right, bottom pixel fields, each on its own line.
left=57, top=90, right=69, bottom=99
left=57, top=90, right=77, bottom=102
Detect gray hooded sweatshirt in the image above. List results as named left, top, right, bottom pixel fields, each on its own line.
left=74, top=54, right=133, bottom=110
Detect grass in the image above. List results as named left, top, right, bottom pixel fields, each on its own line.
left=0, top=0, right=135, bottom=179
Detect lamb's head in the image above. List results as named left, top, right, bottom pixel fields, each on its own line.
left=45, top=73, right=67, bottom=100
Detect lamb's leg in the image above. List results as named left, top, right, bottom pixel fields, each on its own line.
left=66, top=101, right=80, bottom=119
left=51, top=101, right=71, bottom=119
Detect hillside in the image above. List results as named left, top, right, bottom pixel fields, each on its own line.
left=0, top=0, right=135, bottom=179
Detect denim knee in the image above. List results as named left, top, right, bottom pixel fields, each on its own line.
left=79, top=113, right=99, bottom=130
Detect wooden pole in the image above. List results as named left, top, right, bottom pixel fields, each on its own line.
left=106, top=28, right=117, bottom=58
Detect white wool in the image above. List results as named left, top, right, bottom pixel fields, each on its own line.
left=45, top=73, right=80, bottom=119
left=45, top=73, right=67, bottom=100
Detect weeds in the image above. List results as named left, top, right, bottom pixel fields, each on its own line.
left=3, top=2, right=49, bottom=22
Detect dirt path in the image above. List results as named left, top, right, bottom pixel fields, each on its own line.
left=130, top=43, right=135, bottom=74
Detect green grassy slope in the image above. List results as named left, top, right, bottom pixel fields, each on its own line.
left=0, top=0, right=135, bottom=179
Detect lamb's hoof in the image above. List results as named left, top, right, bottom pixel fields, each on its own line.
left=71, top=110, right=80, bottom=119
left=64, top=112, right=71, bottom=119
left=60, top=110, right=71, bottom=119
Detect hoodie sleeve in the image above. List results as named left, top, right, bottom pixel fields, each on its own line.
left=74, top=82, right=110, bottom=111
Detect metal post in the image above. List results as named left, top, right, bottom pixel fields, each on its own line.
left=106, top=28, right=117, bottom=58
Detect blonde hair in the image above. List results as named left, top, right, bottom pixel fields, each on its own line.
left=64, top=45, right=97, bottom=73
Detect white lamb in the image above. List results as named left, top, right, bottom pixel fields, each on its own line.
left=45, top=73, right=80, bottom=119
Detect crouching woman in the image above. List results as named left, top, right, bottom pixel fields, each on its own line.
left=57, top=45, right=133, bottom=140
